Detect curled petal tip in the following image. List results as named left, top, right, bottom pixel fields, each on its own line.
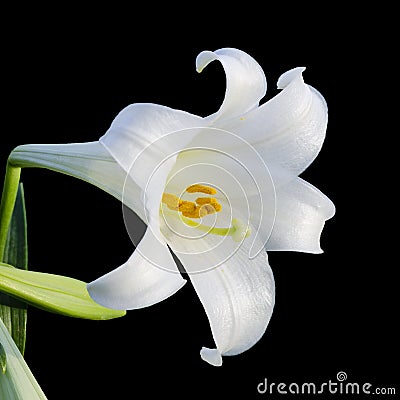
left=277, top=67, right=306, bottom=89
left=200, top=347, right=223, bottom=366
left=196, top=50, right=216, bottom=73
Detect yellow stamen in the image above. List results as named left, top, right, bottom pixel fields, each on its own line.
left=162, top=191, right=223, bottom=219
left=162, top=193, right=180, bottom=211
left=161, top=179, right=226, bottom=221
left=186, top=184, right=217, bottom=195
left=181, top=206, right=202, bottom=219
left=201, top=204, right=217, bottom=215
left=195, top=197, right=222, bottom=213
left=179, top=201, right=214, bottom=219
left=178, top=200, right=197, bottom=218
left=161, top=191, right=251, bottom=241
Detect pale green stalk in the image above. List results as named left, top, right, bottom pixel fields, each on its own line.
left=0, top=164, right=21, bottom=261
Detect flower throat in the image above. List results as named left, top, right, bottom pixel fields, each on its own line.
left=161, top=184, right=250, bottom=242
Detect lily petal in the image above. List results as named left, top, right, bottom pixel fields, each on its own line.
left=100, top=103, right=204, bottom=181
left=9, top=142, right=145, bottom=220
left=192, top=248, right=274, bottom=365
left=220, top=67, right=328, bottom=176
left=100, top=103, right=205, bottom=232
left=87, top=228, right=186, bottom=310
left=164, top=225, right=275, bottom=366
left=266, top=177, right=335, bottom=253
left=197, top=48, right=267, bottom=123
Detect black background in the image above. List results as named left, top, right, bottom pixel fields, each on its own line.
left=1, top=6, right=397, bottom=399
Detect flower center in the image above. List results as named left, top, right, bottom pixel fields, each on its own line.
left=162, top=184, right=222, bottom=219
left=161, top=184, right=250, bottom=241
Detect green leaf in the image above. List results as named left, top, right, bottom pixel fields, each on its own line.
left=0, top=263, right=125, bottom=320
left=0, top=341, right=6, bottom=374
left=0, top=183, right=28, bottom=355
left=0, top=318, right=47, bottom=398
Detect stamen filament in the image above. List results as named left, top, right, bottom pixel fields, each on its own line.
left=180, top=214, right=235, bottom=235
left=162, top=206, right=250, bottom=241
left=161, top=186, right=250, bottom=241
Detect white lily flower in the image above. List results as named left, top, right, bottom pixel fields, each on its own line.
left=0, top=318, right=47, bottom=399
left=9, top=48, right=335, bottom=366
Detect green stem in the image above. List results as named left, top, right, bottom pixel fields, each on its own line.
left=0, top=163, right=21, bottom=261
